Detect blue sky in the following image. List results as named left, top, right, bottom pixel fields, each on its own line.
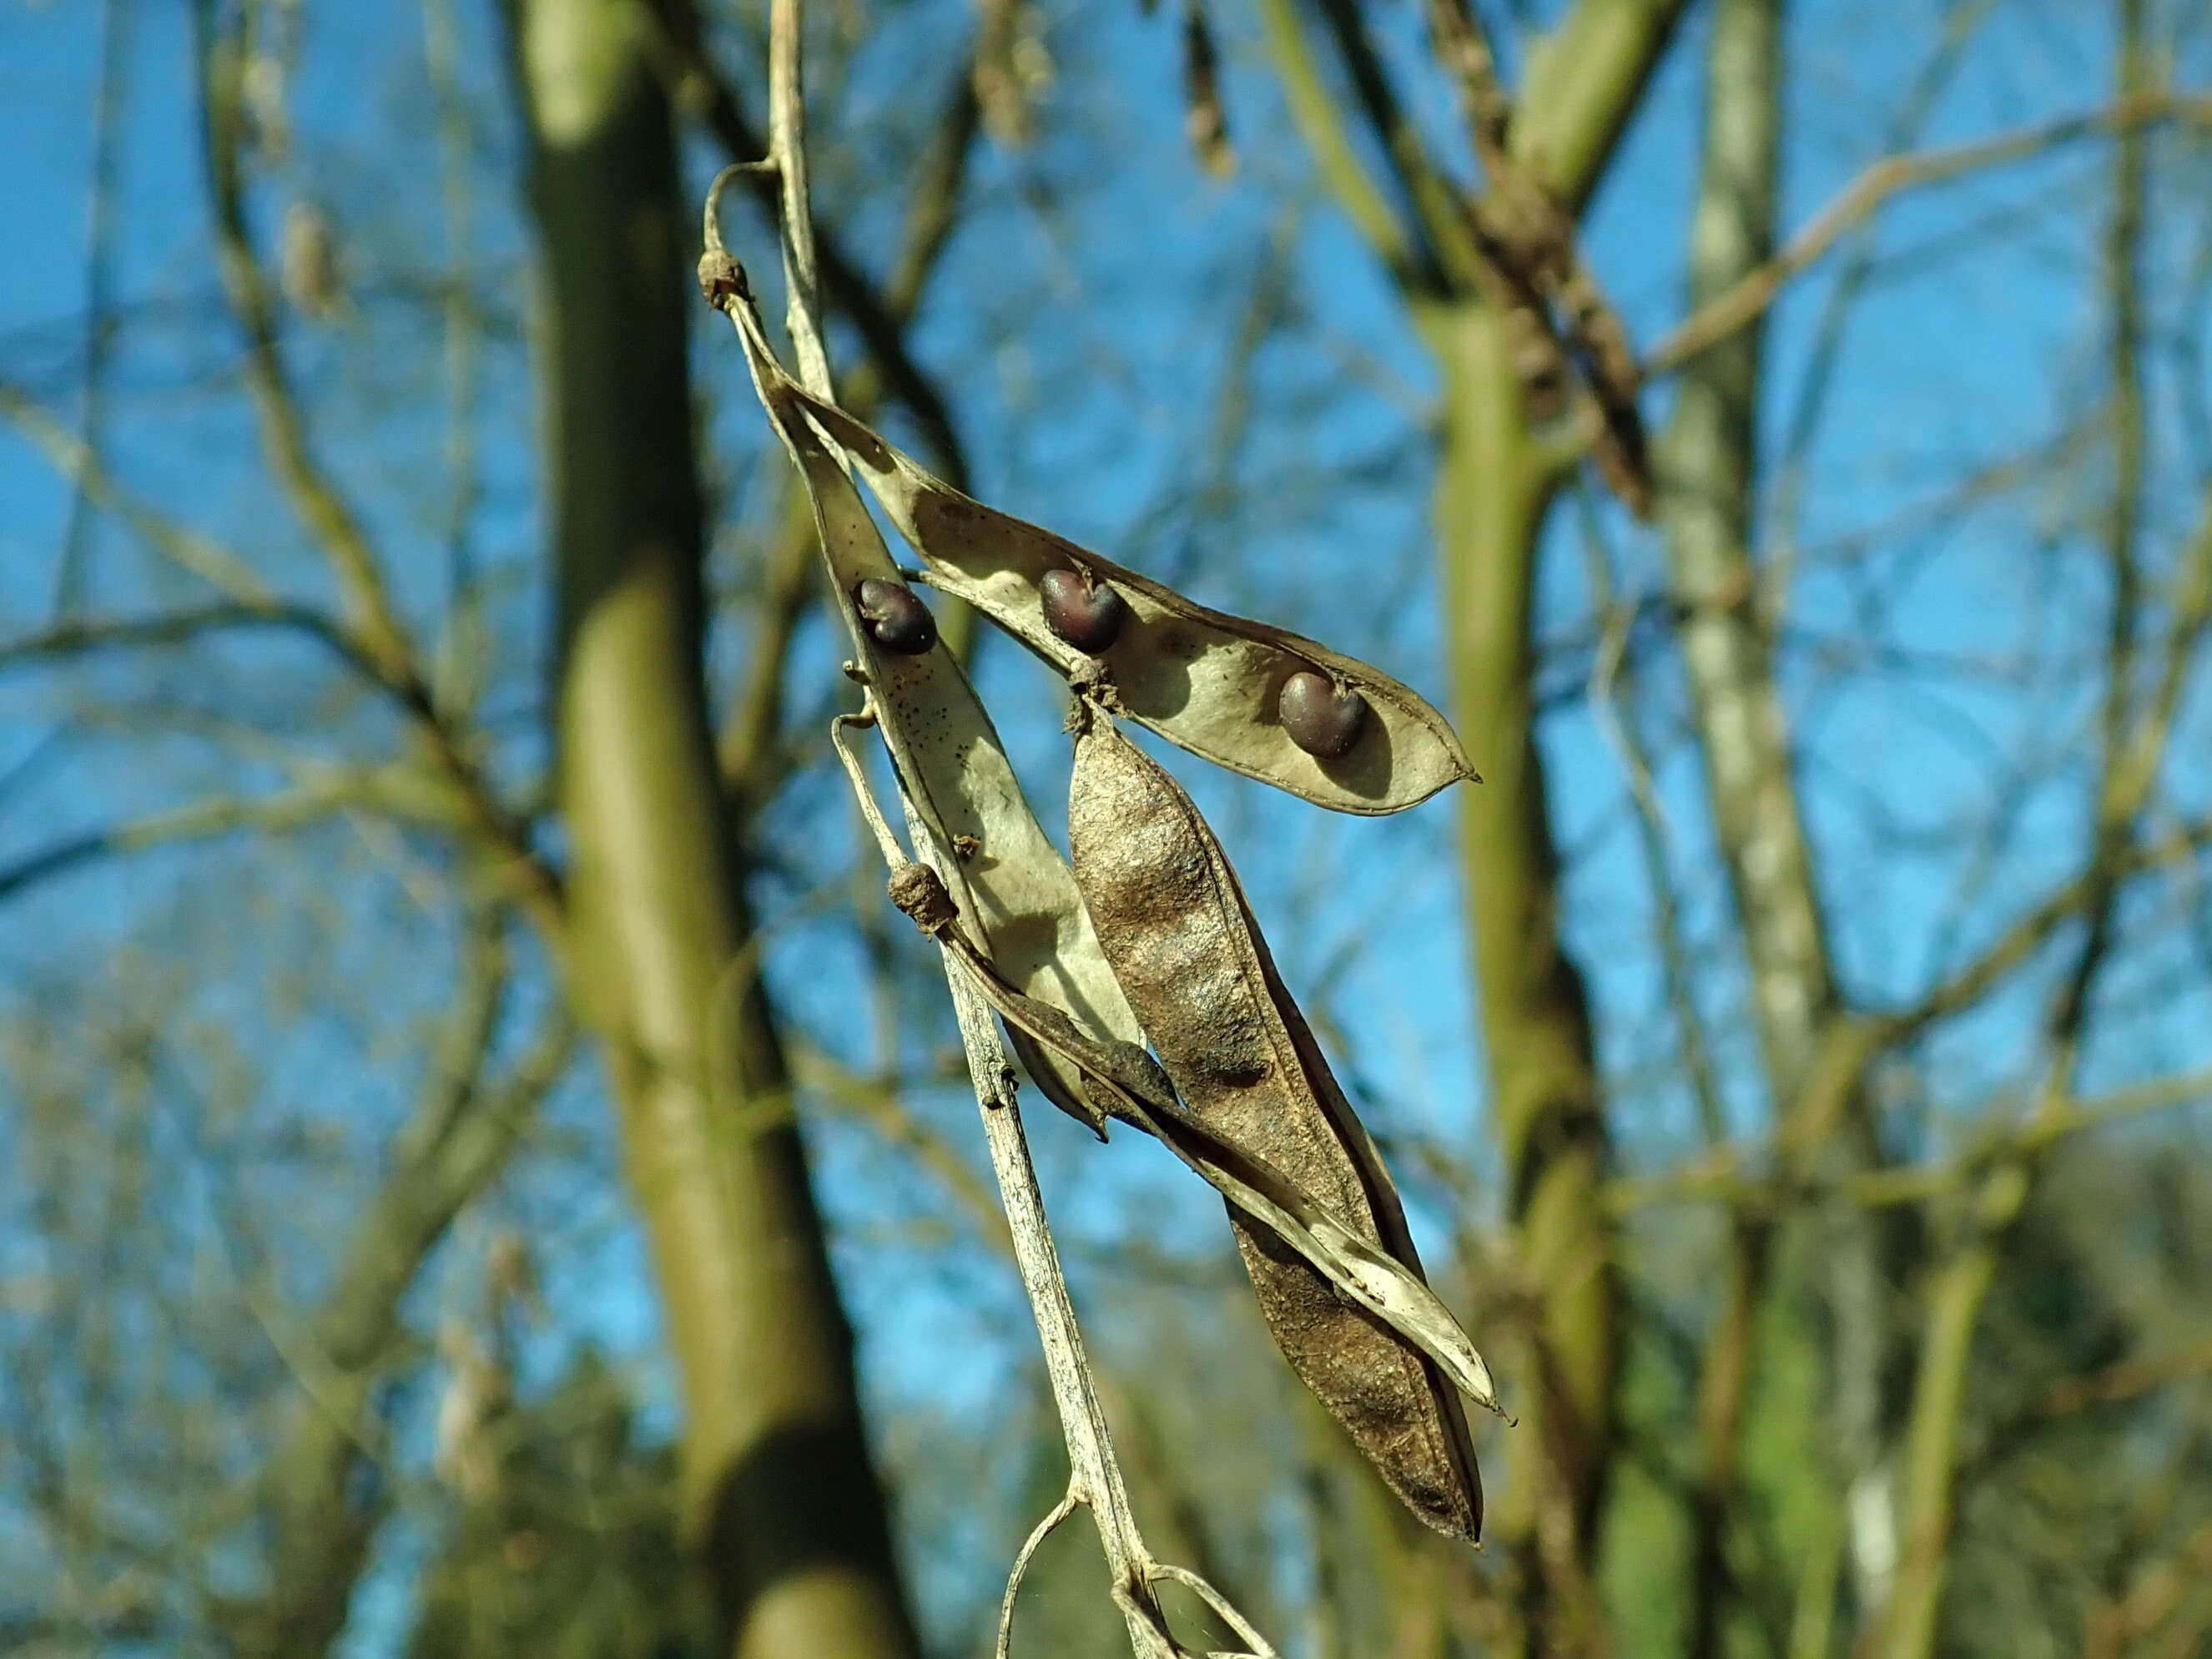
left=3, top=0, right=2208, bottom=1651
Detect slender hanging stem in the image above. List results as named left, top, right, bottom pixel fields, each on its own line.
left=743, top=11, right=1270, bottom=1651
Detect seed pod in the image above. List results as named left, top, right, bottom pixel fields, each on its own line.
left=723, top=302, right=1145, bottom=1135
left=790, top=390, right=1474, bottom=814
left=1068, top=716, right=1483, bottom=1542
left=1039, top=568, right=1127, bottom=653
left=854, top=577, right=938, bottom=654
left=1278, top=671, right=1368, bottom=759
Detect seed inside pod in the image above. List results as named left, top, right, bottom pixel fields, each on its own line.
left=1278, top=671, right=1368, bottom=759
left=1039, top=568, right=1128, bottom=653
left=853, top=577, right=937, bottom=654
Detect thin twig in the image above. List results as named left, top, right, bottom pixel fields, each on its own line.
left=1422, top=0, right=1653, bottom=512
left=0, top=381, right=274, bottom=605
left=195, top=0, right=416, bottom=684
left=997, top=1488, right=1081, bottom=1659
left=639, top=0, right=968, bottom=483
left=1608, top=1061, right=2212, bottom=1218
left=0, top=602, right=365, bottom=674
left=1646, top=88, right=2212, bottom=376
left=0, top=770, right=462, bottom=906
left=1576, top=494, right=1727, bottom=1145
left=51, top=0, right=133, bottom=616
left=768, top=0, right=832, bottom=399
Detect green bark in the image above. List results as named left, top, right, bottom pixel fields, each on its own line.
left=1653, top=3, right=1796, bottom=1651
left=1408, top=10, right=1685, bottom=1646
left=505, top=4, right=919, bottom=1655
left=1427, top=300, right=1615, bottom=1657
left=1658, top=0, right=1817, bottom=1099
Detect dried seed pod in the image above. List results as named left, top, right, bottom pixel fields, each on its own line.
left=724, top=305, right=1144, bottom=1134
left=790, top=391, right=1474, bottom=814
left=942, top=870, right=1505, bottom=1439
left=854, top=577, right=938, bottom=654
left=1068, top=716, right=1484, bottom=1542
left=1039, top=567, right=1127, bottom=653
left=1278, top=670, right=1368, bottom=759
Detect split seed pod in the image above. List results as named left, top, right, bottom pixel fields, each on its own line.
left=720, top=290, right=1146, bottom=1135
left=791, top=391, right=1474, bottom=815
left=1067, top=715, right=1484, bottom=1541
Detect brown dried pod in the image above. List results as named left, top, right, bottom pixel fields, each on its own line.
left=854, top=577, right=938, bottom=653
left=1278, top=670, right=1369, bottom=759
left=928, top=853, right=1505, bottom=1453
left=1067, top=715, right=1484, bottom=1542
left=1039, top=567, right=1128, bottom=653
left=788, top=390, right=1475, bottom=814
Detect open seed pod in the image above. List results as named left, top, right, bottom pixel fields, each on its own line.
left=791, top=390, right=1475, bottom=815
left=1066, top=713, right=1485, bottom=1541
left=726, top=299, right=1145, bottom=1135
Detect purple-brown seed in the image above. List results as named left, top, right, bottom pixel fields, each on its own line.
left=854, top=577, right=937, bottom=654
left=1039, top=568, right=1128, bottom=653
left=1278, top=670, right=1368, bottom=759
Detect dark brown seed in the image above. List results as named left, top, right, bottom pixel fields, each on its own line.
left=1039, top=568, right=1127, bottom=653
left=854, top=577, right=937, bottom=654
left=1278, top=671, right=1368, bottom=759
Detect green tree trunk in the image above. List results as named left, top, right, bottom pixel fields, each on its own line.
left=1651, top=3, right=1801, bottom=1651
left=1418, top=12, right=1685, bottom=1646
left=1426, top=297, right=1616, bottom=1659
left=504, top=4, right=920, bottom=1655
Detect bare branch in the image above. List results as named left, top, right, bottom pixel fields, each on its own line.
left=48, top=0, right=133, bottom=616
left=1646, top=89, right=2212, bottom=376
left=1610, top=1062, right=2212, bottom=1219
left=0, top=770, right=466, bottom=906
left=792, top=1039, right=1012, bottom=1255
left=0, top=381, right=275, bottom=605
left=1252, top=0, right=1422, bottom=284
left=642, top=0, right=970, bottom=486
left=229, top=930, right=576, bottom=1659
left=2035, top=1335, right=2212, bottom=1420
left=192, top=0, right=420, bottom=687
left=1308, top=0, right=1482, bottom=287
left=0, top=603, right=369, bottom=676
left=1511, top=0, right=1689, bottom=213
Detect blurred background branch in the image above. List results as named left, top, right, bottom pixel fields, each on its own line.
left=3, top=1, right=2210, bottom=1656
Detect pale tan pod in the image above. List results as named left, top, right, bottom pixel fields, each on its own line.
left=729, top=309, right=1145, bottom=1133
left=793, top=391, right=1475, bottom=816
left=1067, top=716, right=1483, bottom=1541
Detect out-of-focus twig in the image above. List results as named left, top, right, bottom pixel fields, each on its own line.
left=642, top=0, right=970, bottom=487
left=51, top=0, right=134, bottom=617
left=1647, top=88, right=2212, bottom=376
left=1424, top=0, right=1652, bottom=512
left=188, top=3, right=562, bottom=934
